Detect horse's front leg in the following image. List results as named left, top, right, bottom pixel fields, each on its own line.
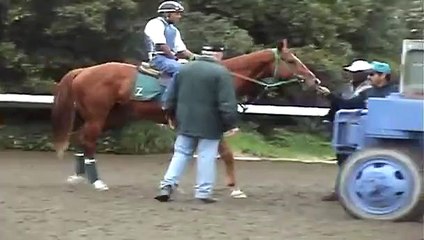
left=218, top=139, right=247, bottom=198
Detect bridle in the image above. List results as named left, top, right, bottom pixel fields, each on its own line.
left=229, top=48, right=304, bottom=88
left=229, top=48, right=315, bottom=109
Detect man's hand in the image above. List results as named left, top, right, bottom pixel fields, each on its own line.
left=176, top=50, right=195, bottom=60
left=189, top=54, right=202, bottom=61
left=224, top=127, right=239, bottom=137
left=163, top=108, right=176, bottom=130
left=317, top=86, right=331, bottom=96
left=177, top=59, right=189, bottom=64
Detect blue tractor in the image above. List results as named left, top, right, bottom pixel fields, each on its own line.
left=332, top=39, right=423, bottom=221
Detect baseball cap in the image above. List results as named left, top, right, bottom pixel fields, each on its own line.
left=370, top=61, right=391, bottom=74
left=343, top=60, right=372, bottom=72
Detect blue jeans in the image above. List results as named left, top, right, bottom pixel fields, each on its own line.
left=160, top=134, right=220, bottom=199
left=150, top=55, right=181, bottom=109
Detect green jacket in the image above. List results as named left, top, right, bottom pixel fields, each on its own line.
left=166, top=56, right=238, bottom=139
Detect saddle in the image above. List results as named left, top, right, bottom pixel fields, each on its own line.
left=138, top=62, right=161, bottom=78
left=137, top=58, right=190, bottom=78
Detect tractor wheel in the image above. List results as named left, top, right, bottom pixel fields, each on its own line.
left=337, top=148, right=423, bottom=222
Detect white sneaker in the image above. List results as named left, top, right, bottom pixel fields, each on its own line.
left=93, top=180, right=109, bottom=191
left=67, top=175, right=85, bottom=184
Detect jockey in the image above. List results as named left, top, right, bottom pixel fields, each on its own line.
left=143, top=0, right=195, bottom=109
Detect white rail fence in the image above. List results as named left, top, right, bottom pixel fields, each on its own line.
left=0, top=93, right=330, bottom=117
left=0, top=94, right=336, bottom=163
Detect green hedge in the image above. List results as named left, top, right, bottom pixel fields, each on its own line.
left=0, top=121, right=176, bottom=154
left=0, top=119, right=333, bottom=159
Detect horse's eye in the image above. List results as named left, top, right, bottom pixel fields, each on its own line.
left=287, top=59, right=296, bottom=64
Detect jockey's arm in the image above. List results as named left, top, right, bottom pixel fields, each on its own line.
left=174, top=30, right=195, bottom=60
left=144, top=18, right=177, bottom=59
left=157, top=44, right=179, bottom=59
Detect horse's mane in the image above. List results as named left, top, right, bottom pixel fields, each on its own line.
left=222, top=49, right=272, bottom=71
left=223, top=49, right=272, bottom=63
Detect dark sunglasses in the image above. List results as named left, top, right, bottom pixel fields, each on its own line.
left=369, top=72, right=383, bottom=76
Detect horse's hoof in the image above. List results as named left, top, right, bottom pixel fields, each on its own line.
left=230, top=189, right=247, bottom=199
left=93, top=180, right=109, bottom=191
left=67, top=175, right=85, bottom=185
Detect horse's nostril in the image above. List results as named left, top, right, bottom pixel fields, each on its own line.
left=315, top=79, right=321, bottom=85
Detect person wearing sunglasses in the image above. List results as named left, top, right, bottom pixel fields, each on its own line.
left=317, top=60, right=399, bottom=201
left=322, top=60, right=373, bottom=123
left=319, top=61, right=397, bottom=114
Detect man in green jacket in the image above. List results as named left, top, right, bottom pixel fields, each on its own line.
left=155, top=44, right=239, bottom=203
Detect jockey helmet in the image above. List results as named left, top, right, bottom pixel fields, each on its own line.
left=158, top=1, right=185, bottom=13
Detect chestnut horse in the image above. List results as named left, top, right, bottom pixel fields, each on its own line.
left=51, top=39, right=321, bottom=196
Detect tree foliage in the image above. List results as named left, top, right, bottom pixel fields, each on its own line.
left=0, top=0, right=419, bottom=95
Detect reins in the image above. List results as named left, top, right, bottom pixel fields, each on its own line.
left=228, top=48, right=304, bottom=111
left=229, top=71, right=300, bottom=88
left=228, top=48, right=303, bottom=89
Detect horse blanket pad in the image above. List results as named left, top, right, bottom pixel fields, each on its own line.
left=131, top=72, right=166, bottom=101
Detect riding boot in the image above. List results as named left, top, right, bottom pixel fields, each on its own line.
left=321, top=191, right=338, bottom=201
left=321, top=175, right=339, bottom=201
left=322, top=154, right=348, bottom=201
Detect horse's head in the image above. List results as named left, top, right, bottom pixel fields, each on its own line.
left=223, top=40, right=321, bottom=102
left=272, top=39, right=321, bottom=88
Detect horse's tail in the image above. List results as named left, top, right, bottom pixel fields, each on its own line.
left=51, top=68, right=84, bottom=159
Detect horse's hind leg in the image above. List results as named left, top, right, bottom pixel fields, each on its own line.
left=218, top=140, right=247, bottom=198
left=79, top=119, right=109, bottom=191
left=66, top=134, right=85, bottom=184
left=66, top=114, right=86, bottom=185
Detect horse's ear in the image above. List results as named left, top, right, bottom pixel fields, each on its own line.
left=277, top=39, right=288, bottom=52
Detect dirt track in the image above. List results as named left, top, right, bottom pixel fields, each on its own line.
left=0, top=150, right=421, bottom=240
